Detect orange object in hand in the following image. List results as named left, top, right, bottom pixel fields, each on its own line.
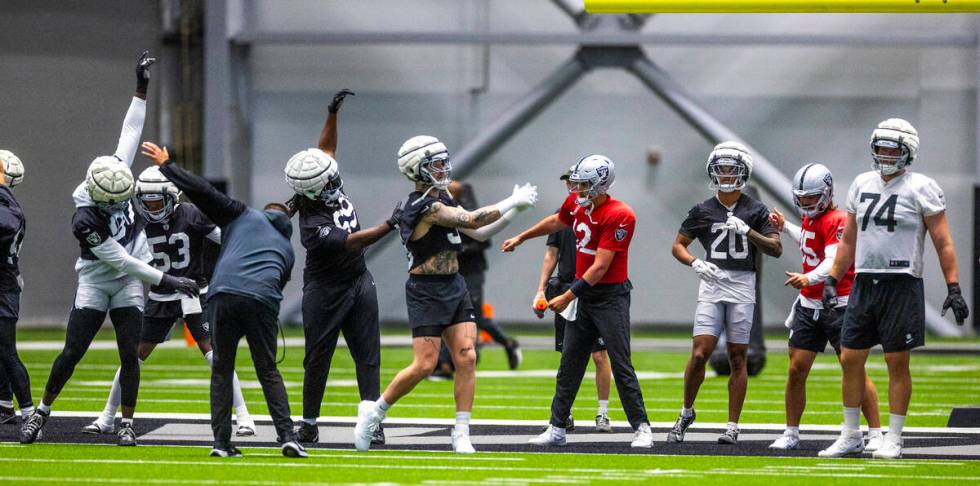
left=535, top=298, right=548, bottom=312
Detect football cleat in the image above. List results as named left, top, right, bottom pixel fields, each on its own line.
left=666, top=410, right=695, bottom=443
left=595, top=414, right=612, bottom=433
left=210, top=445, right=243, bottom=458
left=631, top=424, right=653, bottom=448
left=236, top=421, right=256, bottom=437
left=296, top=421, right=319, bottom=444
left=718, top=424, right=739, bottom=445
left=452, top=427, right=476, bottom=454
left=864, top=430, right=884, bottom=452
left=82, top=419, right=115, bottom=435
left=19, top=409, right=49, bottom=444
left=872, top=435, right=902, bottom=459
left=818, top=430, right=865, bottom=457
left=0, top=405, right=16, bottom=424
left=371, top=423, right=386, bottom=445
left=505, top=340, right=523, bottom=370
left=353, top=400, right=382, bottom=452
left=117, top=422, right=137, bottom=446
left=282, top=440, right=309, bottom=458
left=528, top=425, right=566, bottom=447
left=769, top=431, right=800, bottom=450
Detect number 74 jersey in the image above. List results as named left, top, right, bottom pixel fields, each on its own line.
left=846, top=170, right=945, bottom=278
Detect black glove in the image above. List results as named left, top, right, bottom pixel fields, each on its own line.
left=135, top=50, right=156, bottom=96
left=941, top=282, right=970, bottom=325
left=821, top=276, right=838, bottom=312
left=328, top=89, right=355, bottom=114
left=386, top=201, right=403, bottom=229
left=159, top=274, right=199, bottom=298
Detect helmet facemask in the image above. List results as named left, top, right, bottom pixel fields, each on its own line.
left=871, top=139, right=909, bottom=176
left=708, top=157, right=748, bottom=193
left=420, top=154, right=452, bottom=190
left=317, top=173, right=344, bottom=204
left=793, top=189, right=833, bottom=219
left=137, top=192, right=176, bottom=223
left=567, top=178, right=598, bottom=207
left=96, top=200, right=130, bottom=213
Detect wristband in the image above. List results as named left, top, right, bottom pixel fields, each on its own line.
left=825, top=276, right=838, bottom=288
left=948, top=282, right=962, bottom=294
left=569, top=279, right=592, bottom=297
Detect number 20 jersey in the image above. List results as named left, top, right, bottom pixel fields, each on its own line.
left=845, top=170, right=945, bottom=278
left=144, top=203, right=217, bottom=296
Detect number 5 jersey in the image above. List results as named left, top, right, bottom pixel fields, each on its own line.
left=679, top=194, right=774, bottom=303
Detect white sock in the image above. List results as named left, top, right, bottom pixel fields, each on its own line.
left=597, top=400, right=609, bottom=416
left=869, top=426, right=882, bottom=436
left=103, top=366, right=123, bottom=422
left=0, top=400, right=12, bottom=408
left=727, top=421, right=738, bottom=431
left=455, top=411, right=471, bottom=435
left=20, top=406, right=34, bottom=418
left=638, top=423, right=651, bottom=433
left=120, top=417, right=133, bottom=427
left=843, top=407, right=861, bottom=433
left=681, top=407, right=694, bottom=418
left=888, top=414, right=905, bottom=440
left=232, top=372, right=248, bottom=415
left=786, top=426, right=800, bottom=437
left=38, top=402, right=50, bottom=414
left=302, top=417, right=317, bottom=426
left=375, top=397, right=390, bottom=417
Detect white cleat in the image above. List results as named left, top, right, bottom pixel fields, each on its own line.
left=236, top=422, right=256, bottom=437
left=818, top=430, right=865, bottom=457
left=871, top=436, right=902, bottom=459
left=528, top=425, right=566, bottom=447
left=452, top=427, right=476, bottom=454
left=630, top=424, right=653, bottom=448
left=864, top=430, right=884, bottom=452
left=769, top=432, right=800, bottom=450
left=82, top=419, right=115, bottom=435
left=353, top=400, right=382, bottom=452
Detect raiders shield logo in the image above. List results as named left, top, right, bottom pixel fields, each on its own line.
left=615, top=227, right=628, bottom=241
left=86, top=231, right=103, bottom=246
left=318, top=225, right=332, bottom=238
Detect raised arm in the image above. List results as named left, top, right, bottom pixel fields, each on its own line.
left=113, top=52, right=155, bottom=167
left=318, top=89, right=354, bottom=157
left=142, top=142, right=247, bottom=227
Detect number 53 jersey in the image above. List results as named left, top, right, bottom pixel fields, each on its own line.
left=679, top=194, right=774, bottom=303
left=845, top=171, right=945, bottom=278
left=145, top=203, right=220, bottom=299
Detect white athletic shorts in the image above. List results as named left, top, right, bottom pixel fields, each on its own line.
left=693, top=301, right=754, bottom=345
left=74, top=276, right=144, bottom=312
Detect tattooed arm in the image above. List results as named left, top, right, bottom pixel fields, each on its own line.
left=423, top=202, right=503, bottom=230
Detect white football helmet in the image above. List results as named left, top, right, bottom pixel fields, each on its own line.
left=870, top=118, right=918, bottom=176
left=397, top=135, right=451, bottom=190
left=568, top=154, right=615, bottom=207
left=284, top=148, right=343, bottom=202
left=86, top=156, right=134, bottom=212
left=135, top=166, right=181, bottom=222
left=0, top=150, right=24, bottom=187
left=791, top=163, right=834, bottom=218
left=706, top=141, right=753, bottom=193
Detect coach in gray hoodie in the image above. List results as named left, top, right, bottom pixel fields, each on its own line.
left=141, top=141, right=304, bottom=459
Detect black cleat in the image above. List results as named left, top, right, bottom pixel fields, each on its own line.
left=20, top=409, right=49, bottom=444
left=371, top=423, right=386, bottom=445
left=0, top=405, right=15, bottom=425
left=210, top=445, right=243, bottom=458
left=505, top=339, right=523, bottom=370
left=296, top=421, right=319, bottom=444
left=666, top=410, right=695, bottom=443
left=118, top=422, right=137, bottom=446
left=281, top=440, right=309, bottom=458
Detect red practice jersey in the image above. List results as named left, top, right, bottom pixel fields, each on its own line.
left=558, top=194, right=635, bottom=283
left=800, top=208, right=854, bottom=300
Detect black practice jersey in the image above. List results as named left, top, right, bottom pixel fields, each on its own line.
left=145, top=203, right=217, bottom=292
left=0, top=187, right=25, bottom=292
left=299, top=194, right=367, bottom=285
left=545, top=209, right=576, bottom=283
left=399, top=190, right=462, bottom=271
left=73, top=204, right=145, bottom=261
left=678, top=194, right=774, bottom=272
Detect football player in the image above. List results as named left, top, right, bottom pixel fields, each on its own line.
left=352, top=135, right=537, bottom=454
left=668, top=142, right=782, bottom=445
left=503, top=155, right=654, bottom=449
left=82, top=165, right=255, bottom=437
left=284, top=89, right=400, bottom=446
left=141, top=141, right=305, bottom=459
left=767, top=163, right=882, bottom=451
left=0, top=150, right=31, bottom=424
left=819, top=119, right=968, bottom=459
left=21, top=52, right=201, bottom=447
left=533, top=165, right=612, bottom=433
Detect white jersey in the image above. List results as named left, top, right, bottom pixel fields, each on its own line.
left=845, top=170, right=945, bottom=278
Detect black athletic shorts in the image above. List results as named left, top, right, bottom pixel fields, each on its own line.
left=0, top=291, right=20, bottom=320
left=406, top=274, right=476, bottom=337
left=548, top=277, right=606, bottom=353
left=841, top=273, right=925, bottom=353
left=788, top=301, right=843, bottom=354
left=141, top=298, right=211, bottom=344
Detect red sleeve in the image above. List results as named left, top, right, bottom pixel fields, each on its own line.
left=823, top=211, right=846, bottom=248
left=557, top=194, right=576, bottom=226
left=598, top=206, right=635, bottom=253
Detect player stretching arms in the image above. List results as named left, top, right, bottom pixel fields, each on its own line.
left=82, top=165, right=255, bottom=437
left=767, top=163, right=881, bottom=451
left=668, top=142, right=781, bottom=445
left=819, top=119, right=968, bottom=459
left=353, top=135, right=536, bottom=454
